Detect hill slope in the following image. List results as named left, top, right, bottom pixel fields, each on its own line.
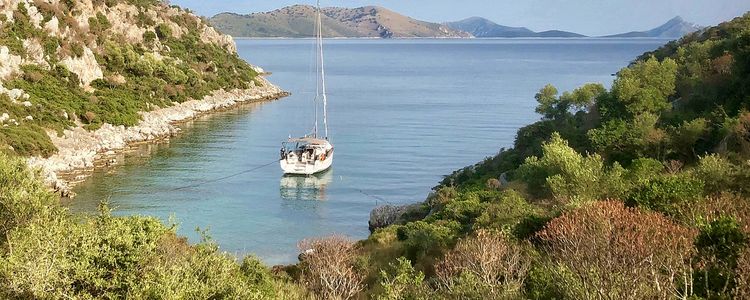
left=210, top=5, right=470, bottom=38
left=352, top=12, right=750, bottom=299
left=0, top=0, right=277, bottom=159
left=445, top=17, right=586, bottom=37
left=606, top=16, right=702, bottom=38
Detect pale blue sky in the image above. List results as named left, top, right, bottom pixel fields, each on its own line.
left=172, top=0, right=750, bottom=36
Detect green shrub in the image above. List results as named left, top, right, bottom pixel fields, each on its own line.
left=473, top=190, right=535, bottom=232
left=88, top=12, right=111, bottom=35
left=429, top=195, right=485, bottom=228
left=694, top=216, right=748, bottom=298
left=524, top=264, right=565, bottom=300
left=0, top=155, right=281, bottom=299
left=155, top=23, right=172, bottom=40
left=693, top=154, right=735, bottom=194
left=517, top=132, right=627, bottom=202
left=396, top=221, right=460, bottom=265
left=0, top=125, right=57, bottom=158
left=432, top=272, right=491, bottom=300
left=625, top=158, right=664, bottom=183
left=513, top=214, right=555, bottom=241
left=0, top=152, right=58, bottom=242
left=626, top=174, right=705, bottom=215
left=375, top=257, right=429, bottom=300
left=143, top=30, right=157, bottom=46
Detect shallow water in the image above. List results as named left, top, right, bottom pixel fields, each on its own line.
left=69, top=38, right=670, bottom=265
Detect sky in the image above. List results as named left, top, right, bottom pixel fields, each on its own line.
left=171, top=0, right=750, bottom=36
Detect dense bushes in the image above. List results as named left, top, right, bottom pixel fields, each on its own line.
left=0, top=153, right=295, bottom=299
left=536, top=201, right=697, bottom=299
left=435, top=230, right=530, bottom=298
left=517, top=132, right=627, bottom=202
left=626, top=174, right=705, bottom=215
left=337, top=12, right=750, bottom=300
left=297, top=236, right=364, bottom=300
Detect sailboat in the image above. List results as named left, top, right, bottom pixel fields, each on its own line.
left=279, top=0, right=334, bottom=175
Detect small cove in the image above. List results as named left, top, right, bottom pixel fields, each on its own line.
left=68, top=38, right=671, bottom=265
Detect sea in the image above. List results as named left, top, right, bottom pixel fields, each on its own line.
left=68, top=38, right=671, bottom=265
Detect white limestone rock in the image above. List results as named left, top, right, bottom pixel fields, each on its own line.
left=0, top=46, right=24, bottom=80
left=60, top=47, right=104, bottom=89
left=28, top=77, right=287, bottom=194
left=44, top=16, right=61, bottom=37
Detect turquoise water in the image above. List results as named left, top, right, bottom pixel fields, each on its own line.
left=69, top=38, right=670, bottom=265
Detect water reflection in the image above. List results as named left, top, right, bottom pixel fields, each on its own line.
left=279, top=170, right=334, bottom=201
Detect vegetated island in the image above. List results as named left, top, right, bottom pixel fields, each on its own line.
left=2, top=2, right=750, bottom=299
left=0, top=0, right=288, bottom=196
left=209, top=5, right=469, bottom=38
left=210, top=4, right=702, bottom=39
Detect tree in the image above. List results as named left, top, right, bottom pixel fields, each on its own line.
left=375, top=257, right=429, bottom=300
left=435, top=230, right=530, bottom=299
left=298, top=235, right=364, bottom=300
left=588, top=112, right=668, bottom=163
left=561, top=83, right=606, bottom=112
left=670, top=118, right=709, bottom=160
left=534, top=84, right=561, bottom=120
left=610, top=56, right=679, bottom=117
left=536, top=201, right=697, bottom=300
left=517, top=132, right=626, bottom=202
left=534, top=83, right=606, bottom=120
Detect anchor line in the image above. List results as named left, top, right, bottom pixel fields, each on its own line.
left=357, top=189, right=395, bottom=206
left=170, top=160, right=278, bottom=191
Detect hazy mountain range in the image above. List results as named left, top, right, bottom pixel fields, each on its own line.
left=209, top=5, right=702, bottom=39
left=444, top=17, right=585, bottom=38
left=602, top=16, right=703, bottom=38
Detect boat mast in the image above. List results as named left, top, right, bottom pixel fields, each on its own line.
left=317, top=0, right=329, bottom=139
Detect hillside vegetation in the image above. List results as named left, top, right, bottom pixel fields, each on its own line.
left=281, top=12, right=750, bottom=299
left=210, top=5, right=469, bottom=38
left=2, top=5, right=750, bottom=300
left=0, top=0, right=259, bottom=157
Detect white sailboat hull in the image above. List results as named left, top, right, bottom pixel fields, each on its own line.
left=280, top=151, right=334, bottom=175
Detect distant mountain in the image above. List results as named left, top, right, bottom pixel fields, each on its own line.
left=445, top=17, right=586, bottom=38
left=210, top=5, right=470, bottom=38
left=605, top=16, right=702, bottom=38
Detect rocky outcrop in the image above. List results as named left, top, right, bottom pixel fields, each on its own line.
left=369, top=203, right=426, bottom=232
left=0, top=46, right=23, bottom=80
left=199, top=20, right=237, bottom=53
left=28, top=77, right=288, bottom=196
left=60, top=47, right=103, bottom=89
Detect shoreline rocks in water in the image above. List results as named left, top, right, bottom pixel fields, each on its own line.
left=27, top=76, right=289, bottom=197
left=369, top=203, right=429, bottom=232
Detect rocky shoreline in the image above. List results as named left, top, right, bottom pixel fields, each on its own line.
left=27, top=76, right=288, bottom=197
